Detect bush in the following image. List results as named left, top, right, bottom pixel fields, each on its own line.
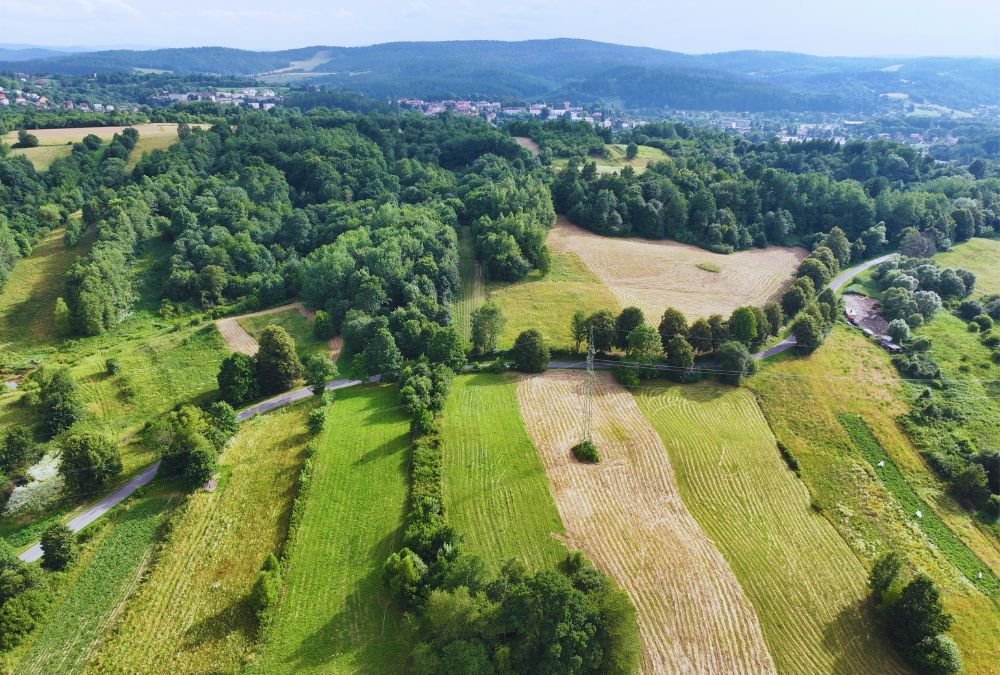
left=906, top=313, right=924, bottom=330
left=716, top=341, right=757, bottom=385
left=776, top=441, right=800, bottom=475
left=972, top=314, right=993, bottom=331
left=40, top=523, right=77, bottom=571
left=217, top=352, right=257, bottom=405
left=888, top=319, right=911, bottom=343
left=250, top=553, right=281, bottom=624
left=984, top=494, right=1000, bottom=519
left=571, top=440, right=600, bottom=463
left=967, top=321, right=980, bottom=333
left=307, top=408, right=326, bottom=435
left=981, top=332, right=1000, bottom=349
left=958, top=300, right=983, bottom=320
left=104, top=358, right=121, bottom=376
left=58, top=433, right=122, bottom=495
left=612, top=364, right=640, bottom=387
left=510, top=329, right=549, bottom=373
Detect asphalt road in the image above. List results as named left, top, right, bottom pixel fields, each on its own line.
left=19, top=461, right=161, bottom=562
left=752, top=253, right=896, bottom=361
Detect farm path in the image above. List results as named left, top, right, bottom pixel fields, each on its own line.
left=517, top=369, right=777, bottom=674
left=754, top=253, right=897, bottom=360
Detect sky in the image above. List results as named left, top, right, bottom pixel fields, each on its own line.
left=1, top=0, right=998, bottom=57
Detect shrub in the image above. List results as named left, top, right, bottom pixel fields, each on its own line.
left=307, top=408, right=326, bottom=436
left=58, top=434, right=122, bottom=495
left=571, top=440, right=600, bottom=463
left=40, top=523, right=77, bottom=571
left=250, top=553, right=281, bottom=624
left=217, top=352, right=257, bottom=405
left=776, top=441, right=800, bottom=475
left=967, top=321, right=980, bottom=333
left=36, top=368, right=85, bottom=436
left=906, top=313, right=924, bottom=329
left=972, top=314, right=993, bottom=331
left=981, top=332, right=1000, bottom=349
left=612, top=365, right=640, bottom=387
left=958, top=299, right=983, bottom=320
left=984, top=494, right=1000, bottom=519
left=104, top=358, right=121, bottom=376
left=716, top=341, right=757, bottom=384
left=887, top=319, right=911, bottom=343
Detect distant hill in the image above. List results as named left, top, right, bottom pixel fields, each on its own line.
left=2, top=38, right=998, bottom=113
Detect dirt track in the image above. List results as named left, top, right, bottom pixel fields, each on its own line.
left=214, top=302, right=340, bottom=360
left=516, top=370, right=776, bottom=674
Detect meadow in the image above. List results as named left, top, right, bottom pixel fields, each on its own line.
left=440, top=374, right=565, bottom=570
left=550, top=143, right=668, bottom=174
left=548, top=218, right=805, bottom=323
left=17, top=490, right=174, bottom=674
left=236, top=306, right=330, bottom=362
left=453, top=227, right=485, bottom=344
left=636, top=382, right=907, bottom=674
left=259, top=386, right=411, bottom=673
left=517, top=370, right=775, bottom=673
left=4, top=124, right=191, bottom=171
left=89, top=403, right=312, bottom=673
left=934, top=236, right=1000, bottom=294
left=490, top=250, right=620, bottom=351
left=749, top=326, right=1000, bottom=673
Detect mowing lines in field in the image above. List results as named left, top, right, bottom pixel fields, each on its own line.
left=18, top=495, right=171, bottom=674
left=454, top=227, right=485, bottom=343
left=441, top=374, right=565, bottom=570
left=517, top=370, right=775, bottom=674
left=839, top=414, right=1000, bottom=594
left=637, top=384, right=907, bottom=675
left=548, top=218, right=804, bottom=323
left=89, top=406, right=311, bottom=673
left=259, top=386, right=411, bottom=673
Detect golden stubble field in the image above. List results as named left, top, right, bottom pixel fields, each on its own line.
left=549, top=218, right=805, bottom=322
left=516, top=370, right=776, bottom=674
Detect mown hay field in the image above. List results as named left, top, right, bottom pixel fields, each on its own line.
left=517, top=370, right=775, bottom=674
left=635, top=382, right=906, bottom=674
left=4, top=123, right=193, bottom=171
left=490, top=250, right=620, bottom=351
left=259, top=386, right=411, bottom=673
left=749, top=326, right=1000, bottom=673
left=454, top=227, right=485, bottom=343
left=934, top=236, right=1000, bottom=294
left=549, top=217, right=805, bottom=323
left=441, top=373, right=565, bottom=571
left=88, top=405, right=311, bottom=673
left=18, top=491, right=173, bottom=674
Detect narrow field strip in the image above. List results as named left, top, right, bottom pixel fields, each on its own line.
left=259, top=386, right=411, bottom=673
left=454, top=227, right=486, bottom=343
left=88, top=405, right=312, bottom=673
left=441, top=373, right=566, bottom=570
left=18, top=494, right=172, bottom=674
left=839, top=414, right=1000, bottom=594
left=516, top=370, right=776, bottom=674
left=637, top=383, right=907, bottom=675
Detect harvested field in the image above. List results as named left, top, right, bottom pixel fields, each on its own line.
left=549, top=217, right=805, bottom=322
left=513, top=136, right=540, bottom=156
left=517, top=370, right=775, bottom=674
left=636, top=382, right=907, bottom=674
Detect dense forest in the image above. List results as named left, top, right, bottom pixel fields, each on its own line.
left=536, top=120, right=1000, bottom=258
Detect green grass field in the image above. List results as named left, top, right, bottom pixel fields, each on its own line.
left=4, top=124, right=191, bottom=172
left=89, top=404, right=312, bottom=673
left=441, top=374, right=565, bottom=570
left=454, top=227, right=485, bottom=344
left=636, top=381, right=904, bottom=674
left=749, top=326, right=1000, bottom=673
left=490, top=251, right=620, bottom=351
left=551, top=144, right=668, bottom=175
left=17, top=491, right=174, bottom=674
left=259, top=386, right=411, bottom=673
left=935, top=237, right=1000, bottom=294
left=238, top=309, right=329, bottom=362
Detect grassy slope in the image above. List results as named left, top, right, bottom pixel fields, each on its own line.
left=934, top=237, right=1000, bottom=294
left=238, top=309, right=328, bottom=362
left=636, top=381, right=904, bottom=674
left=88, top=404, right=311, bottom=673
left=490, top=251, right=620, bottom=351
left=441, top=374, right=565, bottom=571
left=550, top=144, right=667, bottom=174
left=17, top=490, right=174, bottom=674
left=454, top=227, right=485, bottom=344
left=260, top=386, right=411, bottom=674
left=749, top=326, right=1000, bottom=673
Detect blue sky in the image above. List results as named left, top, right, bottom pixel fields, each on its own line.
left=2, top=0, right=998, bottom=56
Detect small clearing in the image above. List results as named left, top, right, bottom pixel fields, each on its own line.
left=216, top=302, right=340, bottom=361
left=549, top=218, right=805, bottom=322
left=455, top=227, right=485, bottom=342
left=517, top=370, right=775, bottom=674
left=935, top=236, right=1000, bottom=294
left=513, top=136, right=540, bottom=156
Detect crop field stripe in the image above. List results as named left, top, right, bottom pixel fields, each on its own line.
left=517, top=370, right=776, bottom=674
left=441, top=374, right=565, bottom=570
left=18, top=494, right=171, bottom=674
left=87, top=405, right=312, bottom=673
left=637, top=384, right=907, bottom=674
left=454, top=226, right=485, bottom=342
left=838, top=414, right=1000, bottom=594
left=259, top=386, right=411, bottom=673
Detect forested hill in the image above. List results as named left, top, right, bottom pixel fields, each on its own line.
left=3, top=39, right=999, bottom=112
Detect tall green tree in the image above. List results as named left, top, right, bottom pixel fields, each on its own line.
left=511, top=329, right=549, bottom=373
left=58, top=434, right=122, bottom=494
left=586, top=309, right=616, bottom=354
left=728, top=307, right=758, bottom=346
left=217, top=352, right=258, bottom=405
left=614, top=307, right=645, bottom=352
left=304, top=354, right=338, bottom=396
left=255, top=325, right=304, bottom=395
left=470, top=302, right=506, bottom=354
left=570, top=310, right=588, bottom=353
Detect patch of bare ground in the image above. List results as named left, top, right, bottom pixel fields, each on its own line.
left=513, top=136, right=540, bottom=156
left=549, top=217, right=805, bottom=322
left=516, top=370, right=776, bottom=674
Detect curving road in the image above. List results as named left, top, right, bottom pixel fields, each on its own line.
left=752, top=253, right=896, bottom=361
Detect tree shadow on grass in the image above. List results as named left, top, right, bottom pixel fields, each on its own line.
left=181, top=595, right=255, bottom=653
left=282, top=527, right=410, bottom=673
left=820, top=598, right=902, bottom=675
left=353, top=433, right=409, bottom=468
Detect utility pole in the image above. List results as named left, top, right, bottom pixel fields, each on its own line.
left=582, top=325, right=595, bottom=442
